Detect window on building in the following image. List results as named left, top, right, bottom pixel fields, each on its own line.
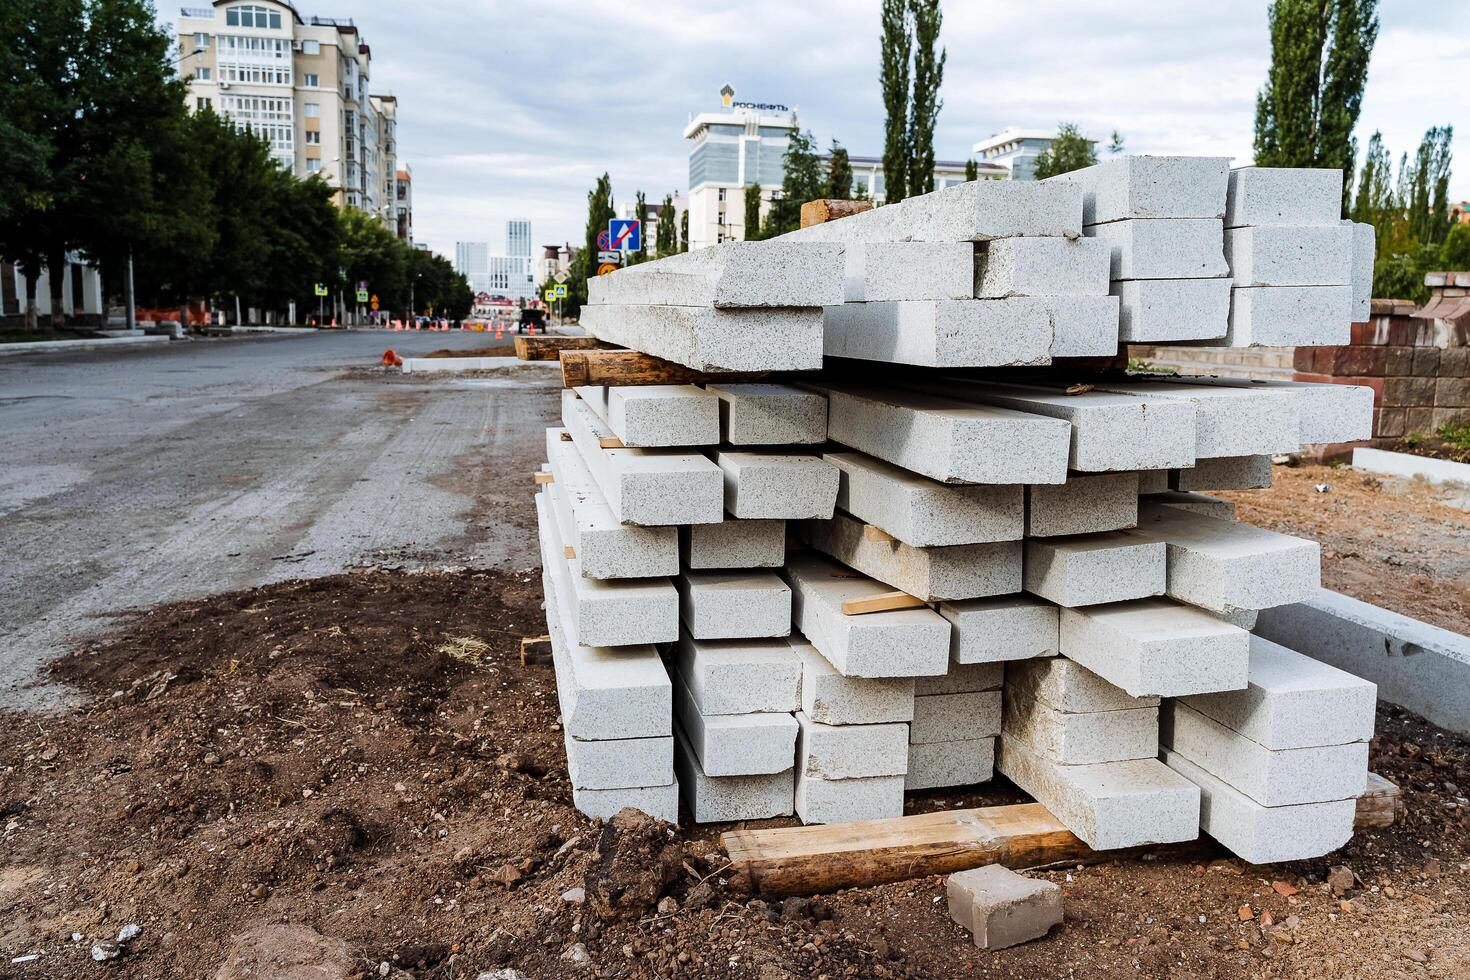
left=303, top=73, right=318, bottom=87
left=195, top=66, right=211, bottom=80
left=193, top=32, right=210, bottom=49
left=303, top=102, right=320, bottom=117
left=302, top=39, right=320, bottom=55
left=304, top=130, right=320, bottom=144
left=307, top=159, right=322, bottom=173
left=717, top=188, right=726, bottom=202
left=226, top=4, right=282, bottom=29
left=196, top=96, right=211, bottom=110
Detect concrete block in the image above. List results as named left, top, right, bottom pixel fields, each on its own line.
left=1170, top=455, right=1272, bottom=492
left=1023, top=531, right=1167, bottom=607
left=997, top=734, right=1201, bottom=850
left=794, top=769, right=906, bottom=824
left=1133, top=503, right=1321, bottom=612
left=675, top=632, right=802, bottom=716
left=1162, top=701, right=1368, bottom=806
left=796, top=710, right=909, bottom=779
left=1048, top=155, right=1230, bottom=224
left=823, top=298, right=1052, bottom=368
left=571, top=783, right=679, bottom=824
left=682, top=519, right=785, bottom=569
left=807, top=509, right=1023, bottom=602
left=1254, top=588, right=1470, bottom=739
left=976, top=236, right=1112, bottom=297
left=674, top=722, right=794, bottom=823
left=587, top=239, right=844, bottom=308
left=793, top=638, right=916, bottom=724
left=675, top=569, right=791, bottom=641
left=1037, top=294, right=1123, bottom=358
left=579, top=303, right=824, bottom=373
left=1113, top=277, right=1232, bottom=342
left=546, top=429, right=680, bottom=579
left=1226, top=285, right=1352, bottom=348
left=577, top=384, right=719, bottom=448
left=911, top=690, right=1003, bottom=743
left=817, top=382, right=1073, bottom=485
left=1211, top=607, right=1259, bottom=631
left=562, top=390, right=724, bottom=526
left=1189, top=377, right=1373, bottom=445
left=849, top=240, right=974, bottom=301
left=1348, top=221, right=1375, bottom=321
left=914, top=660, right=1005, bottom=696
left=716, top=451, right=840, bottom=520
left=1181, top=634, right=1376, bottom=750
left=1088, top=218, right=1228, bottom=280
left=1161, top=748, right=1355, bottom=864
left=1150, top=490, right=1236, bottom=521
left=1225, top=225, right=1353, bottom=287
left=1005, top=656, right=1160, bottom=714
left=898, top=179, right=1084, bottom=241
left=906, top=738, right=996, bottom=790
left=1058, top=598, right=1250, bottom=698
left=565, top=730, right=674, bottom=791
left=1226, top=167, right=1343, bottom=228
left=1137, top=469, right=1170, bottom=495
left=785, top=552, right=951, bottom=678
left=826, top=450, right=1024, bottom=548
left=1026, top=472, right=1139, bottom=537
left=1001, top=692, right=1158, bottom=765
left=937, top=595, right=1060, bottom=665
left=673, top=671, right=798, bottom=776
left=1087, top=380, right=1301, bottom=458
left=946, top=865, right=1064, bottom=950
left=707, top=383, right=827, bottom=445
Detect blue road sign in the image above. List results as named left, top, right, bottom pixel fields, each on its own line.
left=609, top=218, right=641, bottom=252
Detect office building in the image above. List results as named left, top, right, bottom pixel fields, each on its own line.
left=456, top=220, right=535, bottom=301
left=972, top=127, right=1099, bottom=181
left=507, top=219, right=532, bottom=258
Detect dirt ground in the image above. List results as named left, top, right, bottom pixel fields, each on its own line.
left=2, top=464, right=1469, bottom=979
left=423, top=345, right=518, bottom=359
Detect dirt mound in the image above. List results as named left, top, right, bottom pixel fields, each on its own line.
left=423, top=345, right=516, bottom=359
left=214, top=924, right=358, bottom=980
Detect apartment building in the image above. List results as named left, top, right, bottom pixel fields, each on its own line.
left=177, top=1, right=406, bottom=232
left=455, top=222, right=535, bottom=301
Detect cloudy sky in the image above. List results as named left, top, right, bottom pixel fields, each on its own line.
left=268, top=0, right=1470, bottom=257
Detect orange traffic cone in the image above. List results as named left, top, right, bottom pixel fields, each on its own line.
left=382, top=349, right=403, bottom=367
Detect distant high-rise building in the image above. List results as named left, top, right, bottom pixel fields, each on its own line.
left=455, top=242, right=490, bottom=293
left=507, top=219, right=532, bottom=258
left=456, top=238, right=533, bottom=300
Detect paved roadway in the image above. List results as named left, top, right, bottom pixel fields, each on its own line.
left=0, top=330, right=561, bottom=709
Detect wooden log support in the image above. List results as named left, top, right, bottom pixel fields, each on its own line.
left=533, top=472, right=555, bottom=485
left=862, top=524, right=897, bottom=544
left=519, top=635, right=553, bottom=666
left=841, top=590, right=926, bottom=615
left=559, top=349, right=771, bottom=388
left=1354, top=771, right=1403, bottom=830
left=513, top=334, right=609, bottom=361
left=800, top=198, right=874, bottom=229
left=597, top=435, right=625, bottom=450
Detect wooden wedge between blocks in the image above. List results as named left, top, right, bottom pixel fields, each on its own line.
left=513, top=335, right=609, bottom=361
left=533, top=472, right=555, bottom=485
left=840, top=590, right=926, bottom=615
left=559, top=348, right=772, bottom=388
left=597, top=435, right=625, bottom=449
left=519, top=635, right=553, bottom=666
left=862, top=524, right=897, bottom=544
left=563, top=545, right=576, bottom=560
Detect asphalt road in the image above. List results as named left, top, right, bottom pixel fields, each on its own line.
left=0, top=330, right=561, bottom=709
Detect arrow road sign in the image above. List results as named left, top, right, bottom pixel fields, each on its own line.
left=609, top=218, right=641, bottom=252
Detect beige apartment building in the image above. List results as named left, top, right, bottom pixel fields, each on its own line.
left=177, top=1, right=409, bottom=238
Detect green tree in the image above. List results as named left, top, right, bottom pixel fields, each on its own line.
left=1033, top=123, right=1098, bottom=179
left=826, top=143, right=853, bottom=200
left=1107, top=130, right=1126, bottom=155
left=1404, top=126, right=1454, bottom=247
left=763, top=129, right=824, bottom=238
left=1440, top=223, right=1470, bottom=271
left=906, top=0, right=944, bottom=198
left=1253, top=0, right=1379, bottom=214
left=655, top=194, right=676, bottom=257
left=632, top=189, right=648, bottom=264
left=743, top=182, right=763, bottom=241
left=879, top=0, right=911, bottom=205
left=569, top=172, right=614, bottom=313
left=337, top=208, right=406, bottom=317
left=680, top=210, right=688, bottom=253
left=963, top=159, right=978, bottom=182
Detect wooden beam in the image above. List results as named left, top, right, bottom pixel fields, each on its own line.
left=563, top=545, right=576, bottom=560
left=513, top=335, right=609, bottom=361
left=1355, top=771, right=1402, bottom=830
left=800, top=198, right=874, bottom=229
left=532, top=472, right=555, bottom=485
left=840, top=590, right=926, bottom=615
left=560, top=348, right=771, bottom=388
left=862, top=524, right=897, bottom=544
left=519, top=635, right=553, bottom=666
left=598, top=435, right=625, bottom=450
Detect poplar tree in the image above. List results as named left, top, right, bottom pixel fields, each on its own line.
left=571, top=172, right=613, bottom=311
left=906, top=0, right=944, bottom=198
left=879, top=0, right=911, bottom=204
left=632, top=189, right=648, bottom=264
left=963, top=159, right=978, bottom=182
left=743, top=182, right=762, bottom=241
left=826, top=144, right=853, bottom=200
left=655, top=193, right=676, bottom=256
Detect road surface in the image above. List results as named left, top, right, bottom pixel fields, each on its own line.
left=0, top=330, right=560, bottom=709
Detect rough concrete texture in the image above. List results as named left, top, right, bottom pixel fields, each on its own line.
left=897, top=179, right=1085, bottom=242
left=565, top=730, right=674, bottom=791
left=1162, top=701, right=1369, bottom=806
left=1181, top=634, right=1377, bottom=751
left=807, top=510, right=1023, bottom=602
left=937, top=595, right=1060, bottom=665
left=562, top=390, right=724, bottom=526
left=906, top=737, right=996, bottom=790
left=946, top=864, right=1065, bottom=950
left=1151, top=490, right=1237, bottom=521
left=1001, top=692, right=1158, bottom=765
left=1058, top=597, right=1250, bottom=698
left=910, top=690, right=1003, bottom=744
left=850, top=241, right=974, bottom=302
left=1348, top=220, right=1375, bottom=321
left=1225, top=225, right=1353, bottom=287
left=1036, top=294, right=1124, bottom=358
left=1161, top=748, right=1356, bottom=864
left=1171, top=455, right=1273, bottom=492
left=675, top=632, right=802, bottom=716
left=784, top=552, right=951, bottom=678
left=673, top=671, right=798, bottom=776
left=1254, top=588, right=1470, bottom=739
left=603, top=384, right=721, bottom=447
left=707, top=383, right=828, bottom=445
left=1226, top=285, right=1352, bottom=348
left=826, top=450, right=1024, bottom=548
left=997, top=734, right=1201, bottom=850
left=914, top=660, right=1005, bottom=697
left=794, top=769, right=906, bottom=824
left=818, top=382, right=1073, bottom=485
left=822, top=298, right=1053, bottom=368
left=716, top=451, right=840, bottom=520
left=1086, top=380, right=1301, bottom=459
left=1138, top=469, right=1170, bottom=494
left=1133, top=503, right=1321, bottom=612
left=572, top=782, right=680, bottom=824
left=675, top=569, right=792, bottom=641
left=976, top=236, right=1112, bottom=297
left=681, top=518, right=785, bottom=569
left=546, top=429, right=680, bottom=579
left=796, top=710, right=910, bottom=779
left=793, top=638, right=916, bottom=725
left=587, top=238, right=845, bottom=308
left=1005, top=656, right=1160, bottom=714
left=1088, top=218, right=1229, bottom=280
left=579, top=303, right=824, bottom=373
left=1171, top=376, right=1374, bottom=446
left=1047, top=155, right=1230, bottom=225
left=674, top=722, right=794, bottom=823
left=1026, top=472, right=1140, bottom=537
left=1112, top=277, right=1233, bottom=343
left=1225, top=167, right=1344, bottom=228
left=1023, top=531, right=1167, bottom=607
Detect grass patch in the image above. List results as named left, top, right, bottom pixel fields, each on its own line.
left=1438, top=421, right=1470, bottom=453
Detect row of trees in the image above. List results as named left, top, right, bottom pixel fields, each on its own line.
left=1, top=0, right=470, bottom=330
left=879, top=0, right=946, bottom=204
